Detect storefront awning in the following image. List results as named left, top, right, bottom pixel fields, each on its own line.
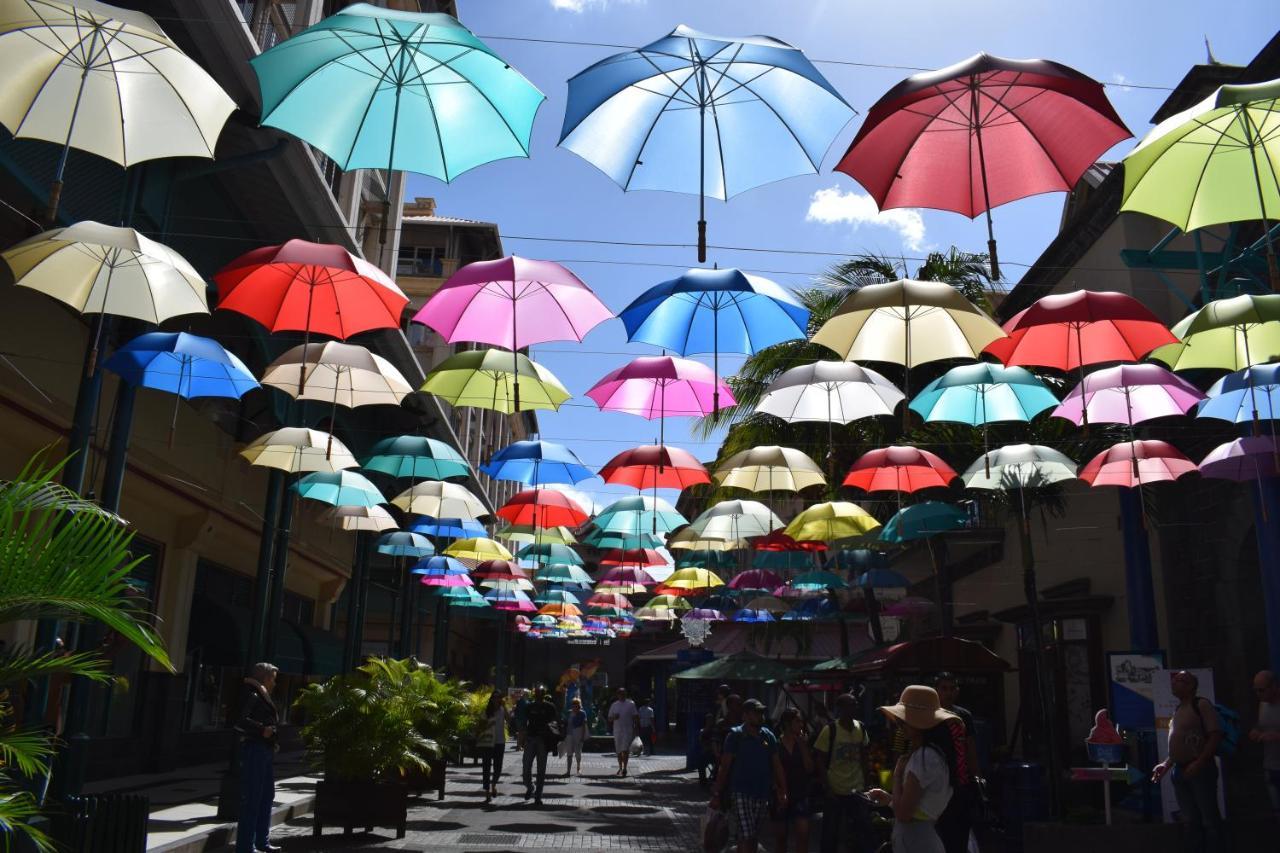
left=810, top=636, right=1011, bottom=677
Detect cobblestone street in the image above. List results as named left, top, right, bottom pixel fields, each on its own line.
left=266, top=753, right=701, bottom=852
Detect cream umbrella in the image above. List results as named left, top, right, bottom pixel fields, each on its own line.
left=497, top=524, right=577, bottom=546
left=262, top=341, right=413, bottom=405
left=690, top=500, right=783, bottom=541
left=784, top=501, right=880, bottom=544
left=321, top=505, right=397, bottom=532
left=666, top=527, right=746, bottom=551
left=240, top=427, right=357, bottom=474
left=713, top=445, right=826, bottom=493
left=0, top=0, right=236, bottom=220
left=392, top=481, right=488, bottom=520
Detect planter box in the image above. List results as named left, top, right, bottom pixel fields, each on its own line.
left=401, top=757, right=447, bottom=800
left=312, top=779, right=407, bottom=839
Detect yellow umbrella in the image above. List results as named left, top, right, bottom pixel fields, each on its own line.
left=713, top=445, right=826, bottom=492
left=240, top=428, right=357, bottom=474
left=659, top=568, right=725, bottom=594
left=785, top=501, right=881, bottom=543
left=642, top=595, right=692, bottom=611
left=444, top=537, right=513, bottom=562
left=422, top=349, right=571, bottom=414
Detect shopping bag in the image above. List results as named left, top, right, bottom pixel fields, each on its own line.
left=701, top=805, right=729, bottom=853
left=630, top=735, right=644, bottom=755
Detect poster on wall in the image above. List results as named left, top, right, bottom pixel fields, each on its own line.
left=1107, top=651, right=1165, bottom=729
left=1152, top=667, right=1225, bottom=823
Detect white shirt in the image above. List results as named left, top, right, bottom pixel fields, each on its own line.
left=905, top=745, right=953, bottom=821
left=609, top=699, right=638, bottom=732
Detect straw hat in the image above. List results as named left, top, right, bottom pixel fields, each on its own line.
left=878, top=685, right=958, bottom=730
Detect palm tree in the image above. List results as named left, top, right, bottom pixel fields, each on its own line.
left=0, top=454, right=171, bottom=850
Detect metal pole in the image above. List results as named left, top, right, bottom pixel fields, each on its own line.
left=398, top=558, right=414, bottom=658
left=247, top=471, right=285, bottom=668
left=1119, top=489, right=1159, bottom=649
left=46, top=26, right=101, bottom=223
left=341, top=535, right=363, bottom=672
left=353, top=535, right=372, bottom=665
left=263, top=480, right=296, bottom=661
left=970, top=81, right=1000, bottom=280
left=1018, top=491, right=1062, bottom=816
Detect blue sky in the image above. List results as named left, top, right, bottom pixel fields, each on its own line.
left=410, top=0, right=1275, bottom=509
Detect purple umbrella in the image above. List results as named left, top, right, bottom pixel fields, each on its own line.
left=684, top=608, right=727, bottom=622
left=728, top=569, right=784, bottom=590
left=883, top=595, right=937, bottom=617
left=1200, top=435, right=1280, bottom=482
left=585, top=355, right=735, bottom=447
left=1052, top=363, right=1204, bottom=426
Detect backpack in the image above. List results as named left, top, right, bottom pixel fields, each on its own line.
left=1193, top=696, right=1240, bottom=758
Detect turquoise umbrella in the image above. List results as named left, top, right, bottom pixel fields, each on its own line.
left=436, top=586, right=489, bottom=608
left=517, top=543, right=583, bottom=567
left=791, top=571, right=848, bottom=591
left=362, top=435, right=470, bottom=480
left=534, top=589, right=582, bottom=606
left=593, top=496, right=687, bottom=536
left=376, top=531, right=435, bottom=558
left=293, top=471, right=384, bottom=507
left=880, top=502, right=969, bottom=544
left=909, top=363, right=1058, bottom=425
left=579, top=528, right=665, bottom=550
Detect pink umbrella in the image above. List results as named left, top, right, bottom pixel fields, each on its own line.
left=1052, top=364, right=1204, bottom=426
left=728, top=569, right=784, bottom=590
left=883, top=595, right=937, bottom=617
left=586, top=355, right=736, bottom=447
left=597, top=566, right=656, bottom=586
left=1079, top=440, right=1196, bottom=488
left=412, top=255, right=612, bottom=410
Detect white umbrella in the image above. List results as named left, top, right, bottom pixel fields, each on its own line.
left=240, top=427, right=358, bottom=474
left=713, top=446, right=826, bottom=493
left=321, top=505, right=397, bottom=532
left=392, top=481, right=488, bottom=521
left=666, top=527, right=746, bottom=551
left=690, top=499, right=783, bottom=540
left=759, top=361, right=904, bottom=423
left=961, top=443, right=1078, bottom=491
left=262, top=341, right=413, bottom=405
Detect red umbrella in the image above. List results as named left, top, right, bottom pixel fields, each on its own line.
left=587, top=592, right=634, bottom=610
left=843, top=446, right=958, bottom=493
left=599, top=444, right=711, bottom=489
left=473, top=559, right=529, bottom=581
left=751, top=529, right=828, bottom=552
left=835, top=55, right=1130, bottom=278
left=1079, top=440, right=1196, bottom=488
left=600, top=548, right=668, bottom=568
left=497, top=488, right=590, bottom=528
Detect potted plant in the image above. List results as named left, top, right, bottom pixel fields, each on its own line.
left=396, top=665, right=488, bottom=799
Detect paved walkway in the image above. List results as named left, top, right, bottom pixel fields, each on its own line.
left=263, top=752, right=702, bottom=852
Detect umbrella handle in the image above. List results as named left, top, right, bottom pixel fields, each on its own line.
left=987, top=237, right=1001, bottom=282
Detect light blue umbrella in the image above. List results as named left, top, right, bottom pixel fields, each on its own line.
left=880, top=502, right=969, bottom=544
left=1197, top=364, right=1280, bottom=424
left=791, top=571, right=847, bottom=591
left=534, top=565, right=594, bottom=587
left=517, top=543, right=583, bottom=567
left=412, top=554, right=469, bottom=577
left=363, top=436, right=470, bottom=480
left=294, top=471, right=384, bottom=507
left=593, top=495, right=687, bottom=536
left=377, top=531, right=435, bottom=558
left=909, top=363, right=1058, bottom=425
left=251, top=5, right=543, bottom=184
left=409, top=516, right=486, bottom=540
left=436, top=586, right=488, bottom=608
left=619, top=268, right=809, bottom=412
left=480, top=439, right=593, bottom=485
left=560, top=25, right=853, bottom=262
left=534, top=589, right=582, bottom=606
left=579, top=528, right=665, bottom=550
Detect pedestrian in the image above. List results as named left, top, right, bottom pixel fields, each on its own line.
left=476, top=690, right=507, bottom=802
left=1250, top=669, right=1280, bottom=817
left=564, top=696, right=587, bottom=776
left=774, top=707, right=816, bottom=853
left=715, top=683, right=731, bottom=722
left=638, top=697, right=656, bottom=755
left=867, top=685, right=959, bottom=853
left=608, top=687, right=638, bottom=776
left=233, top=662, right=280, bottom=853
left=522, top=684, right=558, bottom=806
left=513, top=688, right=530, bottom=750
left=933, top=673, right=979, bottom=853
left=1151, top=670, right=1226, bottom=853
left=709, top=698, right=788, bottom=853
left=814, top=692, right=872, bottom=853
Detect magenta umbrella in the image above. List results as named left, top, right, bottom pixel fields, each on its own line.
left=1079, top=439, right=1197, bottom=487
left=728, top=569, right=783, bottom=590
left=1052, top=363, right=1204, bottom=426
left=412, top=255, right=612, bottom=410
left=597, top=566, right=657, bottom=587
left=585, top=355, right=735, bottom=448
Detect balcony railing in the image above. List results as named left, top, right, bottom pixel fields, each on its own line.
left=397, top=258, right=444, bottom=277
left=238, top=1, right=296, bottom=51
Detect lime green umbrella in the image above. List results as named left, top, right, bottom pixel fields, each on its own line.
left=1149, top=294, right=1280, bottom=371
left=1120, top=79, right=1280, bottom=288
left=421, top=349, right=571, bottom=413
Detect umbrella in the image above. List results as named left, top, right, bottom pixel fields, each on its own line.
left=641, top=594, right=692, bottom=611
left=293, top=471, right=384, bottom=508
left=733, top=608, right=776, bottom=624
left=241, top=428, right=357, bottom=474
left=593, top=496, right=687, bottom=536
left=597, top=566, right=657, bottom=587
left=634, top=606, right=678, bottom=622
left=261, top=341, right=412, bottom=407
left=599, top=444, right=711, bottom=490
left=961, top=444, right=1077, bottom=491
left=444, top=538, right=514, bottom=563
left=412, top=554, right=469, bottom=578
left=791, top=571, right=848, bottom=591
left=666, top=527, right=745, bottom=552
left=483, top=577, right=536, bottom=593
left=1149, top=295, right=1280, bottom=377
left=910, top=364, right=1057, bottom=425
left=0, top=0, right=235, bottom=220
left=844, top=447, right=958, bottom=496
left=392, top=482, right=487, bottom=520
left=251, top=4, right=542, bottom=239
left=728, top=569, right=783, bottom=591
left=471, top=558, right=528, bottom=580
left=537, top=485, right=602, bottom=516
left=880, top=502, right=969, bottom=544
left=1199, top=365, right=1280, bottom=425
left=501, top=524, right=577, bottom=546
left=1052, top=364, right=1204, bottom=426
left=714, top=446, right=826, bottom=493
left=518, top=543, right=583, bottom=567
left=1199, top=436, right=1280, bottom=482
left=581, top=528, right=665, bottom=551
left=422, top=569, right=476, bottom=589
left=483, top=588, right=536, bottom=613
left=587, top=592, right=634, bottom=610
left=836, top=53, right=1129, bottom=278
left=497, top=488, right=590, bottom=529
left=322, top=505, right=397, bottom=532
left=1079, top=440, right=1197, bottom=488
left=441, top=587, right=490, bottom=608
left=586, top=355, right=735, bottom=449
left=690, top=500, right=783, bottom=541
left=409, top=516, right=486, bottom=540
left=743, top=595, right=789, bottom=615
left=422, top=349, right=571, bottom=414
left=377, top=531, right=435, bottom=558
left=600, top=548, right=667, bottom=568
left=619, top=267, right=809, bottom=412
left=684, top=608, right=726, bottom=622
left=658, top=568, right=725, bottom=596
left=856, top=568, right=910, bottom=589
left=480, top=439, right=593, bottom=486
left=785, top=502, right=881, bottom=543
left=363, top=436, right=470, bottom=481
left=537, top=602, right=582, bottom=618
left=751, top=530, right=828, bottom=553
left=560, top=24, right=853, bottom=261
left=1120, top=79, right=1280, bottom=288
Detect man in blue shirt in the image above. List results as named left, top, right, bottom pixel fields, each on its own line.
left=710, top=698, right=788, bottom=853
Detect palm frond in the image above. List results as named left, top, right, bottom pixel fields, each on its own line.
left=0, top=789, right=53, bottom=852
left=0, top=647, right=111, bottom=687
left=0, top=725, right=56, bottom=779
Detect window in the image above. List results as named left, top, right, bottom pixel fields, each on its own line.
left=397, top=245, right=443, bottom=277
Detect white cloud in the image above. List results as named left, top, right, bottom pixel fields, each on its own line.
left=1110, top=73, right=1134, bottom=94
left=805, top=186, right=926, bottom=251
left=550, top=0, right=641, bottom=11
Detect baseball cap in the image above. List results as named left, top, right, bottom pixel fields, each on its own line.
left=743, top=698, right=766, bottom=712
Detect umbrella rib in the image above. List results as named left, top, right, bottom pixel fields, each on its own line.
left=1181, top=112, right=1245, bottom=232
left=980, top=80, right=1075, bottom=189
left=619, top=59, right=702, bottom=189
left=714, top=68, right=821, bottom=175
left=117, top=33, right=219, bottom=161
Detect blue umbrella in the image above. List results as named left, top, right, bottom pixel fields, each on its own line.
left=516, top=543, right=583, bottom=567
left=909, top=364, right=1058, bottom=425
left=579, top=528, right=665, bottom=550
left=409, top=516, right=485, bottom=540
left=363, top=436, right=470, bottom=480
left=480, top=439, right=593, bottom=485
left=880, top=502, right=969, bottom=544
left=294, top=471, right=384, bottom=507
left=855, top=568, right=910, bottom=589
left=560, top=25, right=853, bottom=262
left=377, top=531, right=435, bottom=558
left=619, top=268, right=809, bottom=412
left=1198, top=364, right=1280, bottom=424
left=411, top=554, right=469, bottom=576
left=794, top=597, right=839, bottom=620
left=733, top=608, right=776, bottom=623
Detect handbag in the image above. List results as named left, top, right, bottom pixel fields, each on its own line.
left=701, top=806, right=729, bottom=853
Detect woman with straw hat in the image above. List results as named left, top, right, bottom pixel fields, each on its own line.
left=867, top=685, right=961, bottom=853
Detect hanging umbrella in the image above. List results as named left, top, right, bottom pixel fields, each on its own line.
left=684, top=608, right=726, bottom=622
left=581, top=528, right=665, bottom=551
left=409, top=516, right=486, bottom=540
left=377, top=531, right=435, bottom=558
left=412, top=554, right=469, bottom=578
left=880, top=502, right=969, bottom=544
left=241, top=428, right=357, bottom=474
left=480, top=439, right=593, bottom=486
left=1199, top=436, right=1280, bottom=482
left=1079, top=440, right=1197, bottom=488
left=743, top=595, right=789, bottom=615
left=791, top=571, right=848, bottom=591
left=0, top=0, right=235, bottom=221
left=538, top=485, right=602, bottom=516
left=587, top=592, right=634, bottom=610
left=322, top=505, right=396, bottom=532
left=619, top=267, right=809, bottom=412
left=751, top=530, right=828, bottom=553
left=599, top=444, right=711, bottom=490
left=444, top=538, right=514, bottom=563
left=293, top=470, right=384, bottom=508
left=440, top=587, right=490, bottom=608
left=666, top=527, right=745, bottom=552
left=597, top=566, right=656, bottom=587
left=518, top=543, right=583, bottom=567
left=856, top=568, right=910, bottom=589
left=910, top=363, right=1057, bottom=425
left=641, top=595, right=692, bottom=612
left=657, top=568, right=725, bottom=596
left=835, top=53, right=1129, bottom=278
left=262, top=341, right=412, bottom=406
left=728, top=569, right=783, bottom=591
left=538, top=602, right=583, bottom=618
left=594, top=496, right=687, bottom=536
left=422, top=349, right=571, bottom=414
left=774, top=584, right=818, bottom=600
left=501, top=524, right=578, bottom=546
left=422, top=569, right=476, bottom=589
left=733, top=608, right=776, bottom=624
left=713, top=446, right=826, bottom=493
left=483, top=588, right=536, bottom=613
left=785, top=502, right=881, bottom=543
left=497, top=488, right=590, bottom=529
left=482, top=577, right=536, bottom=593
left=633, top=606, right=678, bottom=622
left=472, top=558, right=528, bottom=580
left=690, top=500, right=783, bottom=541
left=1120, top=79, right=1280, bottom=288
left=1199, top=365, right=1280, bottom=425
left=600, top=548, right=668, bottom=568
left=1150, top=295, right=1280, bottom=373
left=1052, top=364, right=1204, bottom=426
left=587, top=355, right=735, bottom=449
left=560, top=24, right=853, bottom=262
left=538, top=569, right=595, bottom=590
left=392, top=481, right=487, bottom=520
left=844, top=447, right=958, bottom=495
left=363, top=437, right=470, bottom=481
left=961, top=444, right=1077, bottom=490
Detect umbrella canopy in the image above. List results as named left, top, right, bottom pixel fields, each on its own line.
left=560, top=24, right=853, bottom=261
left=684, top=608, right=727, bottom=622
left=658, top=568, right=725, bottom=595
left=424, top=571, right=477, bottom=590
left=483, top=588, right=536, bottom=612
left=497, top=488, right=590, bottom=528
left=444, top=538, right=514, bottom=563
left=377, top=531, right=435, bottom=558
left=518, top=543, right=583, bottom=567
left=880, top=502, right=969, bottom=543
left=751, top=530, right=828, bottom=552
left=594, top=496, right=687, bottom=536
left=743, top=595, right=789, bottom=615
left=633, top=606, right=678, bottom=622
left=501, top=524, right=578, bottom=546
left=587, top=592, right=634, bottom=610
left=392, top=481, right=487, bottom=520
left=785, top=502, right=881, bottom=543
left=856, top=568, right=910, bottom=589
left=714, top=446, right=826, bottom=493
left=759, top=361, right=904, bottom=424
left=1198, top=364, right=1280, bottom=424
left=641, top=594, right=692, bottom=611
left=597, top=566, right=657, bottom=586
left=261, top=341, right=412, bottom=405
left=598, top=444, right=711, bottom=490
left=4, top=222, right=208, bottom=323
left=362, top=436, right=470, bottom=481
left=600, top=548, right=667, bottom=568
left=983, top=290, right=1177, bottom=371
left=250, top=4, right=542, bottom=180
left=411, top=554, right=469, bottom=577
left=728, top=569, right=784, bottom=590
left=480, top=439, right=593, bottom=486
left=961, top=444, right=1077, bottom=490
left=421, top=349, right=571, bottom=414
left=733, top=608, right=776, bottom=624
left=537, top=602, right=582, bottom=618
left=581, top=528, right=665, bottom=550
left=536, top=565, right=595, bottom=587
left=587, top=355, right=736, bottom=421
left=1149, top=295, right=1280, bottom=372
left=536, top=484, right=602, bottom=516
left=1199, top=436, right=1280, bottom=482
left=690, top=500, right=783, bottom=540
left=909, top=363, right=1057, bottom=425
left=1052, top=363, right=1204, bottom=426
left=409, top=516, right=486, bottom=540
left=482, top=576, right=536, bottom=593
left=104, top=332, right=257, bottom=399
left=666, top=527, right=745, bottom=552
left=1079, top=440, right=1197, bottom=488
left=471, top=558, right=529, bottom=580
left=844, top=446, right=958, bottom=493
left=790, top=571, right=848, bottom=591
left=322, top=505, right=397, bottom=532
left=241, top=428, right=357, bottom=473
left=439, top=587, right=489, bottom=607
left=835, top=53, right=1129, bottom=278
left=293, top=470, right=384, bottom=508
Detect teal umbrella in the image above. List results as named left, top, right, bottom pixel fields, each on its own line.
left=881, top=502, right=969, bottom=544
left=579, top=527, right=665, bottom=550
left=909, top=363, right=1058, bottom=425
left=676, top=550, right=739, bottom=570
left=593, top=495, right=687, bottom=536
left=517, top=543, right=583, bottom=567
left=790, top=571, right=847, bottom=591
left=436, top=586, right=490, bottom=608
left=293, top=471, right=384, bottom=507
left=376, top=531, right=435, bottom=558
left=362, top=435, right=470, bottom=480
left=534, top=589, right=582, bottom=606
left=536, top=567, right=595, bottom=588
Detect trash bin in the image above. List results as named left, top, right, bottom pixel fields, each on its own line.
left=996, top=762, right=1047, bottom=853
left=50, top=793, right=149, bottom=853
